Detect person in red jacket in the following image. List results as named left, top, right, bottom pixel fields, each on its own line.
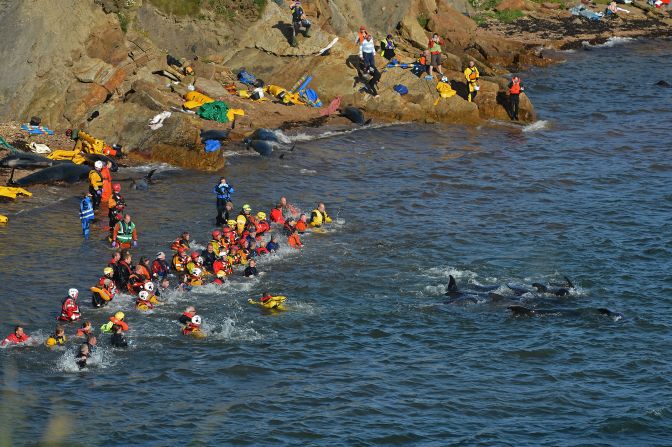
left=58, top=288, right=81, bottom=322
left=179, top=306, right=196, bottom=325
left=2, top=326, right=31, bottom=346
left=151, top=252, right=170, bottom=280
left=270, top=203, right=285, bottom=224
left=255, top=212, right=271, bottom=237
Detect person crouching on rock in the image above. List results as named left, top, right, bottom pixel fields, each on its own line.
left=290, top=0, right=311, bottom=47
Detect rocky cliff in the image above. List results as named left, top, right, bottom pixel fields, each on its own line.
left=0, top=0, right=540, bottom=169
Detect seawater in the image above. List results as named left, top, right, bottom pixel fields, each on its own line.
left=0, top=39, right=671, bottom=446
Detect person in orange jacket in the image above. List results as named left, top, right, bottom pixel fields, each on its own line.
left=270, top=203, right=285, bottom=224
left=100, top=161, right=113, bottom=211
left=288, top=227, right=303, bottom=248
left=295, top=213, right=308, bottom=233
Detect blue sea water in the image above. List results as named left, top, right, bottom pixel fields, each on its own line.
left=0, top=38, right=671, bottom=446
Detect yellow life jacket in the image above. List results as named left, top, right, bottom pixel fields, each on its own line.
left=310, top=209, right=332, bottom=227
left=210, top=239, right=221, bottom=256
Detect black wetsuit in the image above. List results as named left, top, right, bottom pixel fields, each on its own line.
left=367, top=67, right=382, bottom=96
left=202, top=251, right=216, bottom=272
left=111, top=333, right=128, bottom=348
left=244, top=266, right=258, bottom=277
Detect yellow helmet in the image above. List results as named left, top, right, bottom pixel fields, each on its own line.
left=227, top=220, right=237, bottom=227
left=46, top=337, right=56, bottom=347
left=103, top=267, right=114, bottom=276
left=257, top=211, right=267, bottom=220
left=216, top=270, right=226, bottom=278
left=242, top=204, right=252, bottom=212
left=114, top=311, right=125, bottom=320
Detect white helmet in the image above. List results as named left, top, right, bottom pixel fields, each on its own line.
left=144, top=282, right=155, bottom=292
left=68, top=288, right=79, bottom=299
left=441, top=76, right=448, bottom=83
left=94, top=160, right=104, bottom=170
left=192, top=267, right=202, bottom=276
left=139, top=290, right=150, bottom=300
left=191, top=315, right=202, bottom=325
left=197, top=256, right=204, bottom=264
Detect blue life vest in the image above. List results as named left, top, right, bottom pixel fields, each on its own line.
left=213, top=183, right=234, bottom=200
left=79, top=197, right=94, bottom=220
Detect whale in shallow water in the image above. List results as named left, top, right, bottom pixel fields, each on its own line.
left=130, top=169, right=156, bottom=191
left=341, top=106, right=372, bottom=126
left=9, top=163, right=90, bottom=186
left=508, top=305, right=623, bottom=320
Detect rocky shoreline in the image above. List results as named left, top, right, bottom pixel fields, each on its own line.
left=0, top=0, right=669, bottom=188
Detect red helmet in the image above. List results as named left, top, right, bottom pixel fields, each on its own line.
left=191, top=251, right=200, bottom=260
left=178, top=247, right=188, bottom=256
left=222, top=227, right=231, bottom=234
left=212, top=230, right=221, bottom=239
left=112, top=183, right=121, bottom=192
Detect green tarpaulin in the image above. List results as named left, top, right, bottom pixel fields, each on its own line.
left=197, top=101, right=230, bottom=123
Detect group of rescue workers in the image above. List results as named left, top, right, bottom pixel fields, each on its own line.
left=3, top=176, right=334, bottom=370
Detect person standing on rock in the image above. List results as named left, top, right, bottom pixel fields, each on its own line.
left=213, top=177, right=234, bottom=225
left=366, top=66, right=382, bottom=98
left=464, top=61, right=480, bottom=103
left=360, top=34, right=377, bottom=71
left=427, top=33, right=445, bottom=80
left=289, top=0, right=311, bottom=47
left=508, top=76, right=524, bottom=121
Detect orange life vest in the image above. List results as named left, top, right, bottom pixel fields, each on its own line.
left=509, top=82, right=521, bottom=95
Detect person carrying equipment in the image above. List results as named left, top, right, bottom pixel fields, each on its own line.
left=171, top=231, right=191, bottom=251
left=45, top=326, right=67, bottom=347
left=508, top=76, right=524, bottom=121
left=76, top=321, right=93, bottom=337
left=182, top=315, right=203, bottom=336
left=111, top=214, right=138, bottom=249
left=464, top=61, right=480, bottom=103
left=172, top=247, right=189, bottom=273
left=213, top=177, right=234, bottom=225
left=58, top=288, right=81, bottom=322
left=93, top=266, right=117, bottom=308
left=79, top=192, right=95, bottom=239
left=179, top=306, right=197, bottom=325
left=289, top=0, right=311, bottom=47
left=1, top=325, right=31, bottom=346
left=310, top=202, right=333, bottom=227
left=108, top=183, right=126, bottom=230
left=101, top=311, right=128, bottom=334
left=136, top=290, right=154, bottom=311
left=88, top=160, right=104, bottom=209
left=213, top=270, right=227, bottom=285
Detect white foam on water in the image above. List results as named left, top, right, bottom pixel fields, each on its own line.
left=522, top=120, right=549, bottom=133
left=426, top=266, right=478, bottom=282
left=286, top=122, right=397, bottom=142
left=299, top=169, right=317, bottom=175
left=590, top=36, right=635, bottom=48
left=206, top=317, right=266, bottom=342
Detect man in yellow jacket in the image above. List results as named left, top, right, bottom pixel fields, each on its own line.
left=310, top=203, right=333, bottom=228
left=88, top=160, right=104, bottom=209
left=464, top=61, right=480, bottom=103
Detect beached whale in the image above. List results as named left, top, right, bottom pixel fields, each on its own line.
left=244, top=139, right=295, bottom=158
left=9, top=163, right=90, bottom=186
left=0, top=152, right=63, bottom=169
left=341, top=106, right=372, bottom=126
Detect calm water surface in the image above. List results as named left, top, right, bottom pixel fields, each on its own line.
left=0, top=39, right=671, bottom=446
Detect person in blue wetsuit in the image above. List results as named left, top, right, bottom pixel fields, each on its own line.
left=213, top=177, right=234, bottom=225
left=79, top=192, right=95, bottom=239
